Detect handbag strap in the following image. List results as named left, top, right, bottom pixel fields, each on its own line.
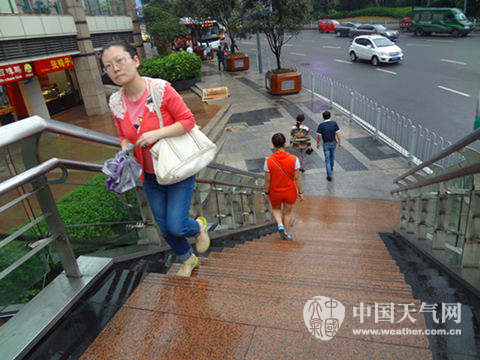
left=147, top=78, right=167, bottom=128
left=269, top=157, right=296, bottom=185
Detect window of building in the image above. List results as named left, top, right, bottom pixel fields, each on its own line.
left=0, top=0, right=66, bottom=14
left=83, top=0, right=125, bottom=16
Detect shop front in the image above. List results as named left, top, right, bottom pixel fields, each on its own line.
left=34, top=55, right=83, bottom=116
left=0, top=62, right=34, bottom=125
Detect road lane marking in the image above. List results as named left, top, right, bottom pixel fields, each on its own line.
left=240, top=41, right=255, bottom=45
left=334, top=59, right=351, bottom=64
left=426, top=39, right=454, bottom=43
left=441, top=58, right=467, bottom=65
left=284, top=44, right=293, bottom=47
left=375, top=68, right=397, bottom=75
left=438, top=85, right=471, bottom=97
left=323, top=46, right=341, bottom=49
left=290, top=52, right=306, bottom=56
left=406, top=43, right=432, bottom=47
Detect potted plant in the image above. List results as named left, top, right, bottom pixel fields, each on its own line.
left=192, top=0, right=249, bottom=71
left=139, top=52, right=202, bottom=91
left=242, top=0, right=311, bottom=94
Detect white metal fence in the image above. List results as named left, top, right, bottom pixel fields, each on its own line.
left=244, top=48, right=462, bottom=168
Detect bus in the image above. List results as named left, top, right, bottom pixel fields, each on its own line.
left=176, top=18, right=225, bottom=50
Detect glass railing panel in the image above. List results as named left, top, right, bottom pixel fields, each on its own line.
left=38, top=133, right=117, bottom=165
left=0, top=186, right=51, bottom=315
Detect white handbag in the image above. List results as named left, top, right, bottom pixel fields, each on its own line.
left=148, top=79, right=217, bottom=185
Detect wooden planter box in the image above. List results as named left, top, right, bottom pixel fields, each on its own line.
left=265, top=69, right=302, bottom=95
left=226, top=54, right=250, bottom=72
left=195, top=48, right=214, bottom=61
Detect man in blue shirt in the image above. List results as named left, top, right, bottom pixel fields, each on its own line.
left=316, top=111, right=342, bottom=181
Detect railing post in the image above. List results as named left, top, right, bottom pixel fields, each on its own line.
left=399, top=196, right=408, bottom=230
left=408, top=125, right=417, bottom=164
left=329, top=82, right=334, bottom=108
left=21, top=135, right=81, bottom=278
left=461, top=174, right=480, bottom=269
left=311, top=72, right=315, bottom=98
left=375, top=107, right=381, bottom=141
left=349, top=91, right=354, bottom=124
left=416, top=195, right=429, bottom=241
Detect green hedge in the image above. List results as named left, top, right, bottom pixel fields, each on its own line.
left=313, top=6, right=412, bottom=20
left=139, top=51, right=202, bottom=82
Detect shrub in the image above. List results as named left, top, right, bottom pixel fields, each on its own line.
left=139, top=51, right=202, bottom=82
left=313, top=7, right=412, bottom=20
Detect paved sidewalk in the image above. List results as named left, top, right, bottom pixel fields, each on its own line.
left=197, top=63, right=412, bottom=200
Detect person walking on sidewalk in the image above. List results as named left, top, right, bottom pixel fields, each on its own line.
left=101, top=40, right=210, bottom=277
left=216, top=45, right=226, bottom=71
left=316, top=111, right=341, bottom=182
left=290, top=113, right=312, bottom=173
left=264, top=133, right=304, bottom=240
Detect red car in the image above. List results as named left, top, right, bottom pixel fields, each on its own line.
left=318, top=19, right=339, bottom=33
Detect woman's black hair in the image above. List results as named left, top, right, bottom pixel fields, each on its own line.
left=272, top=133, right=286, bottom=148
left=100, top=40, right=137, bottom=68
left=296, top=113, right=305, bottom=128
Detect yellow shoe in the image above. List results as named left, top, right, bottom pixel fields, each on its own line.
left=195, top=217, right=210, bottom=254
left=176, top=254, right=198, bottom=277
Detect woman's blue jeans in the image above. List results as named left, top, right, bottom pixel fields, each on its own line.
left=142, top=173, right=200, bottom=262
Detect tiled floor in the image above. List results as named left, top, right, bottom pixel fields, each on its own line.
left=80, top=197, right=433, bottom=360
left=199, top=64, right=410, bottom=200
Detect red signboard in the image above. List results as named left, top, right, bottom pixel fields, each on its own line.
left=0, top=63, right=34, bottom=85
left=34, top=55, right=74, bottom=76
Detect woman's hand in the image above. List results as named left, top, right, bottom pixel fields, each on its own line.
left=135, top=129, right=162, bottom=148
left=298, top=193, right=304, bottom=201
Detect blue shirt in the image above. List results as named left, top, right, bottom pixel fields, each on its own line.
left=316, top=120, right=340, bottom=143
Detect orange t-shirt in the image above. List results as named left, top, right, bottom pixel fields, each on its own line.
left=264, top=151, right=300, bottom=192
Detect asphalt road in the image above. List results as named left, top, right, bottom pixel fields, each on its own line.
left=237, top=30, right=480, bottom=145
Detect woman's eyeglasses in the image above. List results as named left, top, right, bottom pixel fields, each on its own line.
left=104, top=56, right=128, bottom=73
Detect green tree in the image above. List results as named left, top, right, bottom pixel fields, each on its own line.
left=143, top=5, right=188, bottom=54
left=242, top=0, right=312, bottom=70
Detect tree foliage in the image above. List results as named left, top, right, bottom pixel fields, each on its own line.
left=242, top=0, right=312, bottom=70
left=143, top=5, right=188, bottom=54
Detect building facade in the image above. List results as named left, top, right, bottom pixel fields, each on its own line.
left=0, top=0, right=145, bottom=122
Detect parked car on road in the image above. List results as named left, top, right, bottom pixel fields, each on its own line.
left=348, top=35, right=403, bottom=66
left=334, top=22, right=361, bottom=37
left=318, top=19, right=339, bottom=33
left=411, top=8, right=474, bottom=37
left=399, top=17, right=412, bottom=32
left=351, top=24, right=399, bottom=41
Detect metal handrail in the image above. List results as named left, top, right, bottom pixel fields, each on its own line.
left=208, top=162, right=264, bottom=179
left=0, top=116, right=119, bottom=148
left=391, top=160, right=480, bottom=194
left=0, top=158, right=102, bottom=196
left=394, top=127, right=480, bottom=184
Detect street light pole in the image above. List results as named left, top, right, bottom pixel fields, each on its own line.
left=464, top=0, right=467, bottom=13
left=256, top=31, right=263, bottom=74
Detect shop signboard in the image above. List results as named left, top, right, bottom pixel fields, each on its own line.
left=34, top=56, right=74, bottom=76
left=0, top=63, right=34, bottom=85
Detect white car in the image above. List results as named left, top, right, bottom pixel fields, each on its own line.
left=348, top=35, right=403, bottom=66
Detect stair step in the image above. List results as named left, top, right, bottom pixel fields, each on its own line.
left=216, top=248, right=399, bottom=267
left=194, top=257, right=405, bottom=280
left=125, top=273, right=429, bottom=349
left=166, top=263, right=414, bottom=296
